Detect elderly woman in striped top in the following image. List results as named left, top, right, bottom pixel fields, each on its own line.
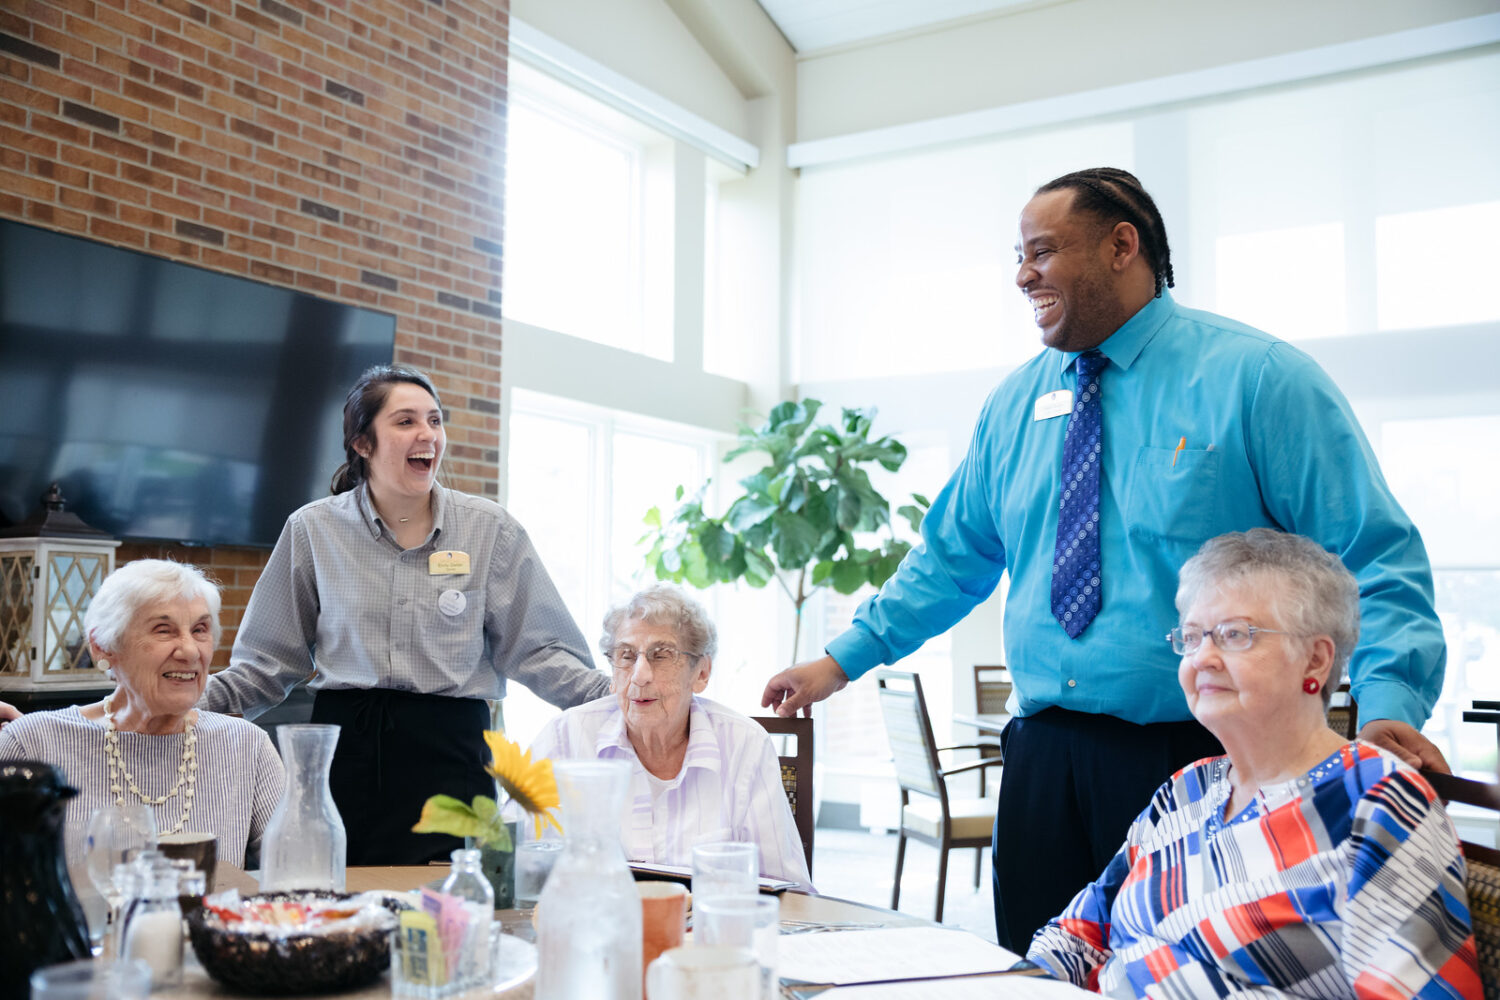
left=529, top=584, right=812, bottom=889
left=0, top=560, right=284, bottom=867
left=1027, top=530, right=1480, bottom=998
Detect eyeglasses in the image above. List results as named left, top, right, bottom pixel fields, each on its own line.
left=1165, top=621, right=1295, bottom=655
left=609, top=644, right=698, bottom=670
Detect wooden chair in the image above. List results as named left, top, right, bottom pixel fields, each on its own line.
left=1465, top=700, right=1500, bottom=763
left=973, top=664, right=1014, bottom=717
left=875, top=669, right=1002, bottom=922
left=1325, top=681, right=1358, bottom=739
left=1420, top=769, right=1500, bottom=999
left=753, top=715, right=815, bottom=879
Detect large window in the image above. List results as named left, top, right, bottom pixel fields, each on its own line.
left=1380, top=414, right=1500, bottom=777
left=502, top=389, right=718, bottom=744
left=503, top=63, right=674, bottom=359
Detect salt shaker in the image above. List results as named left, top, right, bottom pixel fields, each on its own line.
left=122, top=866, right=183, bottom=988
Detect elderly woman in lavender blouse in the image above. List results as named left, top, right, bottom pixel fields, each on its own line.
left=0, top=559, right=284, bottom=867
left=529, top=584, right=812, bottom=889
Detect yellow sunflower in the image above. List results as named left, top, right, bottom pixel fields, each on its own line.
left=483, top=730, right=563, bottom=838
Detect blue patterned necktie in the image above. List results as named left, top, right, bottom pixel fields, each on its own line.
left=1051, top=350, right=1107, bottom=639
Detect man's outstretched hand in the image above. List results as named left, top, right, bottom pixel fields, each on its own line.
left=1357, top=718, right=1450, bottom=773
left=762, top=656, right=850, bottom=718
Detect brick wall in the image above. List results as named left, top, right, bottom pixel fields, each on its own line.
left=1, top=0, right=510, bottom=665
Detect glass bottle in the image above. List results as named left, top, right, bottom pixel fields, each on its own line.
left=121, top=865, right=184, bottom=988
left=536, top=759, right=641, bottom=1000
left=0, top=761, right=91, bottom=994
left=440, top=848, right=495, bottom=990
left=260, top=724, right=347, bottom=892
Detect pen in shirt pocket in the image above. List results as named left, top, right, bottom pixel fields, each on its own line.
left=1171, top=439, right=1216, bottom=468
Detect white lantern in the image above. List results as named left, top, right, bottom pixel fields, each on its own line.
left=0, top=485, right=120, bottom=693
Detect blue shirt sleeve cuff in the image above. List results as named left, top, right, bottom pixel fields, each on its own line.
left=826, top=629, right=886, bottom=681
left=1349, top=680, right=1427, bottom=732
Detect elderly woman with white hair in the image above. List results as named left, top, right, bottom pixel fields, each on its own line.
left=1027, top=529, right=1480, bottom=998
left=0, top=559, right=284, bottom=867
left=529, top=584, right=812, bottom=889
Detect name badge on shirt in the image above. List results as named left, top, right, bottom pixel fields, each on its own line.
left=438, top=589, right=467, bottom=617
left=1033, top=389, right=1073, bottom=421
left=428, top=550, right=471, bottom=576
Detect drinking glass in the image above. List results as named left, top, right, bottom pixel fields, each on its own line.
left=695, top=896, right=779, bottom=1000
left=690, top=842, right=757, bottom=907
left=30, top=958, right=151, bottom=1000
left=83, top=802, right=157, bottom=956
left=514, top=840, right=563, bottom=908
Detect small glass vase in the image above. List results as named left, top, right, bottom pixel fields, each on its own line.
left=260, top=724, right=347, bottom=892
left=535, top=759, right=641, bottom=1000
left=467, top=821, right=517, bottom=910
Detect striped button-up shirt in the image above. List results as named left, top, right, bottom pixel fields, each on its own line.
left=202, top=484, right=609, bottom=716
left=1028, top=742, right=1481, bottom=998
left=529, top=695, right=813, bottom=890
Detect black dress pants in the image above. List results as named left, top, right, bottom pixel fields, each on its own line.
left=989, top=707, right=1222, bottom=953
left=311, top=687, right=493, bottom=866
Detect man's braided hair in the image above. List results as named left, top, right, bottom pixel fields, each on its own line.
left=1036, top=168, right=1175, bottom=298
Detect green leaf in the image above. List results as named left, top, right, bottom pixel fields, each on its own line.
left=700, top=522, right=736, bottom=563
left=682, top=541, right=712, bottom=589
left=743, top=547, right=775, bottom=587
left=896, top=504, right=925, bottom=533
left=726, top=496, right=777, bottom=533
left=771, top=511, right=820, bottom=568
left=836, top=486, right=862, bottom=532
left=642, top=506, right=662, bottom=529
left=831, top=559, right=868, bottom=594
left=412, top=794, right=485, bottom=839
left=811, top=560, right=834, bottom=586
left=911, top=493, right=931, bottom=509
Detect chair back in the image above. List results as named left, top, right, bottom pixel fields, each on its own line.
left=875, top=670, right=945, bottom=800
left=1421, top=769, right=1500, bottom=999
left=753, top=715, right=815, bottom=878
left=973, top=664, right=1013, bottom=716
left=1325, top=681, right=1358, bottom=740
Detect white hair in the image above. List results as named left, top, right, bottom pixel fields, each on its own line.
left=84, top=559, right=223, bottom=655
left=599, top=583, right=717, bottom=661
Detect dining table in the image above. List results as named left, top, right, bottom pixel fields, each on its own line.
left=154, top=861, right=1013, bottom=999
left=952, top=712, right=1009, bottom=740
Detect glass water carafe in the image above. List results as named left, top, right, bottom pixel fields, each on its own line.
left=535, top=759, right=641, bottom=1000
left=260, top=724, right=347, bottom=892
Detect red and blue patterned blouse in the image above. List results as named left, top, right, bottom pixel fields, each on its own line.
left=1027, top=742, right=1481, bottom=998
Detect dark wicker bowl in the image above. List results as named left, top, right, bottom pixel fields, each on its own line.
left=186, top=891, right=397, bottom=995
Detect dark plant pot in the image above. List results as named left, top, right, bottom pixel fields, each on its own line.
left=470, top=822, right=517, bottom=910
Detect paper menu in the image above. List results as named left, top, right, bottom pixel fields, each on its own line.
left=778, top=927, right=1024, bottom=986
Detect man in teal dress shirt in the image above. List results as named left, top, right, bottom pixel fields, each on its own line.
left=763, top=167, right=1447, bottom=951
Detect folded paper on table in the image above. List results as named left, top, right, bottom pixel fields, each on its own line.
left=779, top=927, right=1022, bottom=986
left=803, top=974, right=1100, bottom=997
left=627, top=861, right=798, bottom=893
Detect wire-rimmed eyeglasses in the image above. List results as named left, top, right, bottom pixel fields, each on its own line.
left=608, top=644, right=699, bottom=670
left=1165, top=621, right=1295, bottom=655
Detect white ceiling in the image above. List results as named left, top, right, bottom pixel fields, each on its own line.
left=756, top=0, right=1044, bottom=53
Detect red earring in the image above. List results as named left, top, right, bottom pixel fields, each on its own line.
left=1302, top=677, right=1321, bottom=695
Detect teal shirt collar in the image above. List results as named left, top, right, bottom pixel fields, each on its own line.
left=1060, top=291, right=1176, bottom=375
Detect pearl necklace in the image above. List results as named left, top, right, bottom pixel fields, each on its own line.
left=102, top=693, right=198, bottom=836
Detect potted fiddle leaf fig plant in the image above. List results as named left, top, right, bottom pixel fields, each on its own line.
left=641, top=399, right=929, bottom=666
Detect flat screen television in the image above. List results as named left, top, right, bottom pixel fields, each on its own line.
left=0, top=219, right=398, bottom=548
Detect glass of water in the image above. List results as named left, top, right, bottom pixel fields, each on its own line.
left=696, top=895, right=780, bottom=1000
left=690, top=842, right=758, bottom=906
left=514, top=840, right=563, bottom=909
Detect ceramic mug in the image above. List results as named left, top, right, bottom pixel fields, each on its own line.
left=646, top=945, right=758, bottom=1000
left=156, top=832, right=217, bottom=892
left=639, top=881, right=688, bottom=983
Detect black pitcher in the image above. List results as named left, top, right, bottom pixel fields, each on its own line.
left=0, top=760, right=91, bottom=1000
